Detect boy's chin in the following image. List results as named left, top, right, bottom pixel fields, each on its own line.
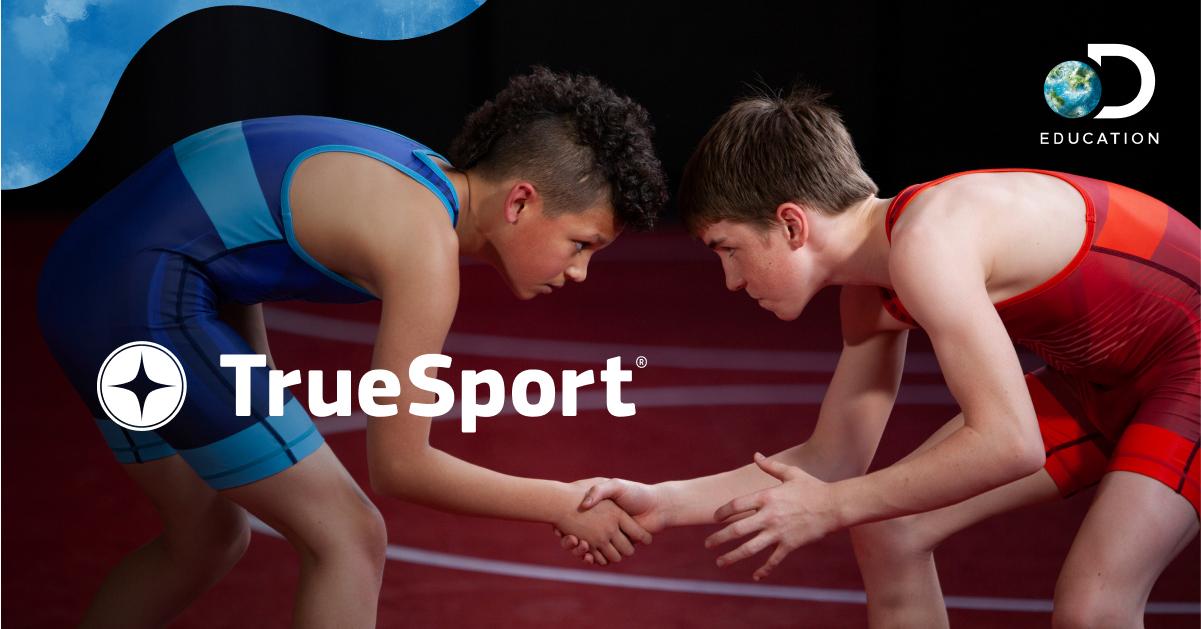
left=508, top=283, right=542, bottom=300
left=772, top=308, right=802, bottom=321
left=493, top=270, right=540, bottom=300
left=760, top=300, right=804, bottom=321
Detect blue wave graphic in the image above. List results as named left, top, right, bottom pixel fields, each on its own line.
left=0, top=0, right=485, bottom=189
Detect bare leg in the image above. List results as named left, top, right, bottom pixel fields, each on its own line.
left=850, top=414, right=1062, bottom=629
left=1052, top=471, right=1198, bottom=629
left=81, top=455, right=251, bottom=628
left=220, top=444, right=387, bottom=629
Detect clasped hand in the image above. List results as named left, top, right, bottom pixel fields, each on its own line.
left=552, top=478, right=654, bottom=566
left=557, top=453, right=840, bottom=580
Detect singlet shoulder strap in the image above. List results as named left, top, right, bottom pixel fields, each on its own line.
left=885, top=168, right=1097, bottom=243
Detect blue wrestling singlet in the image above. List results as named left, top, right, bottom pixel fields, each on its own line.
left=37, top=115, right=460, bottom=489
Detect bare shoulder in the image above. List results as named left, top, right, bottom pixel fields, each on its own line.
left=889, top=175, right=993, bottom=247
left=889, top=171, right=1086, bottom=307
left=288, top=151, right=459, bottom=296
left=885, top=179, right=994, bottom=327
left=840, top=284, right=914, bottom=342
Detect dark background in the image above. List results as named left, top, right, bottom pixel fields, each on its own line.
left=2, top=0, right=1198, bottom=222
left=2, top=5, right=1198, bottom=626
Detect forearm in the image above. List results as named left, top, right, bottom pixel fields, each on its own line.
left=373, top=445, right=577, bottom=524
left=832, top=422, right=1044, bottom=528
left=658, top=441, right=855, bottom=527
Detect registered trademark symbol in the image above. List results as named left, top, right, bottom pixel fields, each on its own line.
left=636, top=356, right=647, bottom=369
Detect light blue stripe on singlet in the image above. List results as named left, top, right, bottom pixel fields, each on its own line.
left=179, top=397, right=324, bottom=489
left=279, top=144, right=460, bottom=298
left=173, top=121, right=282, bottom=249
left=413, top=149, right=460, bottom=224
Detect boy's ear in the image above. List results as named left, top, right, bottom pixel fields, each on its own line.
left=504, top=182, right=539, bottom=224
left=776, top=202, right=809, bottom=249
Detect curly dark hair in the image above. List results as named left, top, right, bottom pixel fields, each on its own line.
left=448, top=67, right=666, bottom=231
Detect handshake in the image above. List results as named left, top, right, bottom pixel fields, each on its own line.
left=550, top=453, right=839, bottom=581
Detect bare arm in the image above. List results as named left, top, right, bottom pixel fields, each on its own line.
left=614, top=285, right=910, bottom=529
left=364, top=250, right=581, bottom=521
left=825, top=218, right=1045, bottom=528
left=698, top=207, right=1048, bottom=579
left=346, top=186, right=648, bottom=560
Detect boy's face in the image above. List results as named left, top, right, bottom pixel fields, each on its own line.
left=699, top=218, right=818, bottom=321
left=493, top=199, right=620, bottom=300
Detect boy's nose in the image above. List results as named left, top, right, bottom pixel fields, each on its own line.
left=566, top=261, right=588, bottom=283
left=724, top=269, right=745, bottom=292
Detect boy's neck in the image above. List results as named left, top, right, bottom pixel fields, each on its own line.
left=822, top=196, right=894, bottom=289
left=445, top=168, right=489, bottom=259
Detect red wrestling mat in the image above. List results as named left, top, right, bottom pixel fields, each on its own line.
left=4, top=216, right=1198, bottom=628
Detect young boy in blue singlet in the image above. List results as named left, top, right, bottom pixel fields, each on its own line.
left=37, top=68, right=666, bottom=627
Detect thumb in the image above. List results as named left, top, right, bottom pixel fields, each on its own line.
left=754, top=452, right=796, bottom=481
left=581, top=479, right=620, bottom=509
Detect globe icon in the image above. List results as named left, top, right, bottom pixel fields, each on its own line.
left=1044, top=61, right=1102, bottom=118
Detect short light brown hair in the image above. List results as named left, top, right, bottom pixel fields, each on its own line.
left=678, top=87, right=877, bottom=233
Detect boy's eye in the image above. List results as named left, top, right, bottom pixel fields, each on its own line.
left=574, top=241, right=588, bottom=252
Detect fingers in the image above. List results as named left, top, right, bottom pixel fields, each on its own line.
left=716, top=531, right=775, bottom=568
left=752, top=543, right=793, bottom=581
left=576, top=540, right=607, bottom=566
left=716, top=509, right=756, bottom=525
left=598, top=541, right=623, bottom=564
left=618, top=511, right=653, bottom=545
left=713, top=491, right=765, bottom=524
left=753, top=452, right=798, bottom=482
left=611, top=531, right=636, bottom=557
left=580, top=479, right=623, bottom=509
left=705, top=511, right=763, bottom=549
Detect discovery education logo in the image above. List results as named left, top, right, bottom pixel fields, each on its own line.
left=1040, top=44, right=1159, bottom=146
left=96, top=342, right=188, bottom=431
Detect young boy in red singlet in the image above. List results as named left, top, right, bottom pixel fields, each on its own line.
left=564, top=88, right=1198, bottom=628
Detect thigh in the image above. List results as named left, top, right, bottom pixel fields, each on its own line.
left=40, top=238, right=326, bottom=492
left=154, top=305, right=325, bottom=490
left=863, top=369, right=1102, bottom=548
left=1107, top=367, right=1200, bottom=515
left=1057, top=471, right=1199, bottom=609
left=219, top=443, right=382, bottom=556
left=119, top=454, right=248, bottom=539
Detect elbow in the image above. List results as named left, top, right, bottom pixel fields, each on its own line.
left=1001, top=433, right=1046, bottom=481
left=368, top=466, right=400, bottom=498
left=1018, top=445, right=1047, bottom=478
left=368, top=450, right=428, bottom=500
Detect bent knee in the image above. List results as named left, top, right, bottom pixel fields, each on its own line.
left=1053, top=585, right=1142, bottom=629
left=294, top=498, right=388, bottom=571
left=352, top=501, right=388, bottom=568
left=166, top=500, right=251, bottom=570
left=851, top=516, right=938, bottom=562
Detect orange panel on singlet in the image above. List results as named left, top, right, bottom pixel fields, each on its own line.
left=1094, top=183, right=1171, bottom=259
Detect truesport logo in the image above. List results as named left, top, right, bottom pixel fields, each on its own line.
left=96, top=341, right=188, bottom=431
